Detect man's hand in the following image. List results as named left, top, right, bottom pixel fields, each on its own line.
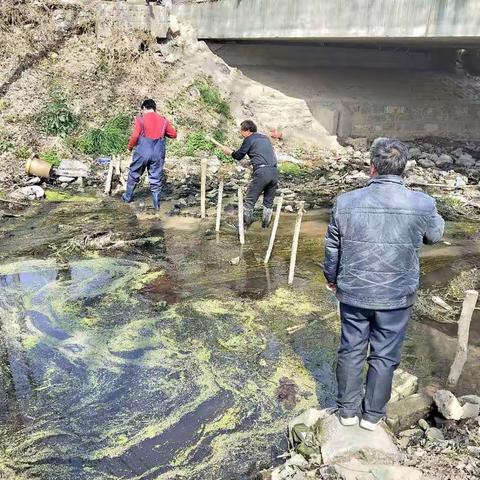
left=326, top=283, right=337, bottom=293
left=222, top=146, right=234, bottom=156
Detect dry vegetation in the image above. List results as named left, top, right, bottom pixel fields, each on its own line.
left=0, top=0, right=237, bottom=191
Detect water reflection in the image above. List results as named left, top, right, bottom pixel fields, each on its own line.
left=0, top=206, right=478, bottom=479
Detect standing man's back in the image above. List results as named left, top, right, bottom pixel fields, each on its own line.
left=324, top=137, right=444, bottom=430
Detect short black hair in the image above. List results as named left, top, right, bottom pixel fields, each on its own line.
left=141, top=99, right=157, bottom=111
left=240, top=120, right=257, bottom=133
left=370, top=137, right=408, bottom=176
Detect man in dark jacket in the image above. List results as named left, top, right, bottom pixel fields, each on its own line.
left=323, top=137, right=444, bottom=431
left=223, top=120, right=278, bottom=228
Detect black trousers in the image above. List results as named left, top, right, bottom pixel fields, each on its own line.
left=245, top=167, right=278, bottom=210
left=336, top=303, right=412, bottom=423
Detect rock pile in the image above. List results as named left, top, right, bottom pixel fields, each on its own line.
left=258, top=384, right=480, bottom=480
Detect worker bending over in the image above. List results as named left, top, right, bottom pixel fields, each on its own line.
left=123, top=99, right=177, bottom=210
left=223, top=120, right=278, bottom=228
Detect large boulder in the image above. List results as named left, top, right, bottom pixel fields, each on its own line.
left=334, top=459, right=425, bottom=480
left=317, top=414, right=400, bottom=464
left=433, top=390, right=463, bottom=420
left=435, top=154, right=453, bottom=170
left=455, top=153, right=476, bottom=168
left=408, top=147, right=422, bottom=159
left=386, top=393, right=433, bottom=432
left=417, top=157, right=436, bottom=169
left=8, top=186, right=45, bottom=201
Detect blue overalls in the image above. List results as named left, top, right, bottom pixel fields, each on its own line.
left=122, top=116, right=167, bottom=209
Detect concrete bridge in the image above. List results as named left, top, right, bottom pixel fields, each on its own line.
left=102, top=0, right=480, bottom=44
left=99, top=1, right=480, bottom=140
left=180, top=0, right=480, bottom=45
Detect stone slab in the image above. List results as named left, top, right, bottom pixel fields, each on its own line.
left=386, top=393, right=433, bottom=432
left=318, top=414, right=400, bottom=464
left=335, top=459, right=424, bottom=480
left=390, top=369, right=419, bottom=402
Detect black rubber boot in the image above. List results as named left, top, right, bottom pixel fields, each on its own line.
left=262, top=207, right=273, bottom=228
left=244, top=208, right=255, bottom=229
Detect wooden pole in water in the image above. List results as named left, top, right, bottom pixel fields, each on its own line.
left=215, top=177, right=224, bottom=232
left=264, top=194, right=284, bottom=264
left=238, top=187, right=245, bottom=245
left=200, top=158, right=208, bottom=218
left=104, top=156, right=115, bottom=195
left=288, top=201, right=305, bottom=285
left=114, top=155, right=121, bottom=176
left=447, top=289, right=478, bottom=387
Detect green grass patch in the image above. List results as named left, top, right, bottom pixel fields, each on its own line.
left=75, top=114, right=131, bottom=156
left=279, top=162, right=303, bottom=177
left=194, top=78, right=231, bottom=117
left=0, top=131, right=15, bottom=154
left=37, top=89, right=78, bottom=137
left=436, top=195, right=474, bottom=221
left=39, top=149, right=61, bottom=167
left=16, top=146, right=31, bottom=160
left=169, top=129, right=232, bottom=163
left=45, top=190, right=97, bottom=202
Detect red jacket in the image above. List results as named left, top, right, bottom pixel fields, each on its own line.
left=128, top=112, right=177, bottom=150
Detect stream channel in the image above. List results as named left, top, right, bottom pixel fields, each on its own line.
left=0, top=197, right=479, bottom=479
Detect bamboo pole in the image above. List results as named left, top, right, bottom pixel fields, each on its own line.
left=447, top=289, right=479, bottom=387
left=215, top=178, right=224, bottom=232
left=200, top=158, right=208, bottom=219
left=264, top=194, right=284, bottom=264
left=104, top=157, right=115, bottom=195
left=238, top=187, right=245, bottom=245
left=288, top=201, right=305, bottom=285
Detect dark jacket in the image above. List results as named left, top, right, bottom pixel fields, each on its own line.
left=232, top=133, right=277, bottom=171
left=324, top=175, right=445, bottom=310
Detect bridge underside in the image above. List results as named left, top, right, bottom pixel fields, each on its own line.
left=99, top=1, right=480, bottom=140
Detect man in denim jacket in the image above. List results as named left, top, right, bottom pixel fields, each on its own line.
left=324, top=138, right=444, bottom=431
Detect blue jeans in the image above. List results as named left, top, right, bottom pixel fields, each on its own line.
left=336, top=303, right=412, bottom=423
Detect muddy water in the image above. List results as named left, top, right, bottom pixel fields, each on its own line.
left=0, top=199, right=479, bottom=480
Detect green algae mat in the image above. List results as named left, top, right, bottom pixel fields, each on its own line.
left=0, top=200, right=479, bottom=479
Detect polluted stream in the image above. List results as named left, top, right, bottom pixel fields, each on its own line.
left=0, top=198, right=479, bottom=479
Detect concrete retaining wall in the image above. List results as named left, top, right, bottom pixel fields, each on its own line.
left=97, top=2, right=169, bottom=38
left=100, top=0, right=480, bottom=45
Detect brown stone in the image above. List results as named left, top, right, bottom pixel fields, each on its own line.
left=386, top=393, right=434, bottom=432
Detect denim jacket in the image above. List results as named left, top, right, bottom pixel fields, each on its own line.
left=323, top=175, right=445, bottom=310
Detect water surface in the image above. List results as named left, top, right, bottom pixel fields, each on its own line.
left=0, top=200, right=478, bottom=479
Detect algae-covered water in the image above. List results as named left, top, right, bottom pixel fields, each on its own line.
left=0, top=199, right=479, bottom=479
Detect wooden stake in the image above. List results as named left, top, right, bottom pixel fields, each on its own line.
left=114, top=155, right=121, bottom=176
left=447, top=289, right=479, bottom=387
left=200, top=158, right=207, bottom=218
left=104, top=157, right=115, bottom=195
left=264, top=195, right=284, bottom=264
left=215, top=178, right=224, bottom=232
left=238, top=187, right=245, bottom=245
left=288, top=201, right=305, bottom=285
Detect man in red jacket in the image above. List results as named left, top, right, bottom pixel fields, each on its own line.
left=123, top=99, right=177, bottom=210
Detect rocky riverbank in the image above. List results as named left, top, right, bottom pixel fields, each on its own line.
left=259, top=387, right=480, bottom=480
left=4, top=135, right=479, bottom=225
